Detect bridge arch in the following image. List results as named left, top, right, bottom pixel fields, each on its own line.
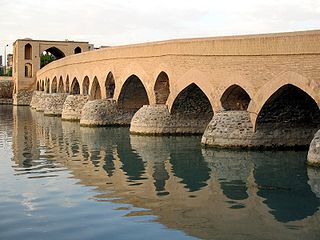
left=45, top=78, right=50, bottom=93
left=90, top=77, right=101, bottom=100
left=51, top=77, right=57, bottom=93
left=36, top=81, right=40, bottom=91
left=74, top=47, right=81, bottom=54
left=220, top=84, right=251, bottom=111
left=118, top=75, right=149, bottom=111
left=82, top=76, right=90, bottom=95
left=58, top=76, right=64, bottom=93
left=70, top=78, right=80, bottom=95
left=65, top=76, right=70, bottom=93
left=249, top=71, right=320, bottom=129
left=105, top=72, right=115, bottom=99
left=154, top=71, right=170, bottom=104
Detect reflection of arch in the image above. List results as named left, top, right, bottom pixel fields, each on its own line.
left=74, top=47, right=81, bottom=54
left=105, top=72, right=115, bottom=99
left=65, top=76, right=70, bottom=93
left=58, top=77, right=64, bottom=93
left=256, top=84, right=320, bottom=129
left=154, top=71, right=170, bottom=104
left=171, top=83, right=213, bottom=118
left=90, top=77, right=101, bottom=100
left=220, top=84, right=251, bottom=110
left=70, top=78, right=80, bottom=95
left=25, top=43, right=32, bottom=60
left=82, top=76, right=90, bottom=95
left=24, top=63, right=32, bottom=78
left=51, top=77, right=58, bottom=93
left=118, top=75, right=149, bottom=110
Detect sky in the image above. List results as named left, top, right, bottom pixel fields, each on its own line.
left=1, top=0, right=320, bottom=54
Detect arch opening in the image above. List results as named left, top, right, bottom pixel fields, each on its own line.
left=36, top=82, right=40, bottom=91
left=83, top=77, right=89, bottom=95
left=74, top=47, right=81, bottom=54
left=24, top=63, right=32, bottom=78
left=65, top=76, right=70, bottom=93
left=58, top=77, right=64, bottom=93
left=51, top=77, right=57, bottom=93
left=90, top=77, right=101, bottom=100
left=41, top=81, right=44, bottom=91
left=256, top=84, right=320, bottom=147
left=25, top=44, right=32, bottom=60
left=171, top=83, right=213, bottom=133
left=154, top=72, right=170, bottom=104
left=105, top=72, right=115, bottom=99
left=221, top=85, right=251, bottom=110
left=118, top=75, right=149, bottom=111
left=70, top=78, right=80, bottom=95
left=40, top=47, right=65, bottom=68
left=46, top=79, right=50, bottom=93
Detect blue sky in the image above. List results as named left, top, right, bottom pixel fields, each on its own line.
left=1, top=0, right=320, bottom=53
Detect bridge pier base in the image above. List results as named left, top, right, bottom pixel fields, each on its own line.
left=61, top=95, right=89, bottom=121
left=80, top=99, right=133, bottom=127
left=44, top=93, right=69, bottom=116
left=308, top=130, right=320, bottom=167
left=130, top=105, right=210, bottom=135
left=201, top=111, right=255, bottom=148
left=30, top=91, right=44, bottom=109
left=13, top=90, right=34, bottom=106
left=35, top=93, right=50, bottom=112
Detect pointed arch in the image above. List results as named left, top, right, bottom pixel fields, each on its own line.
left=118, top=75, right=149, bottom=110
left=90, top=77, right=101, bottom=100
left=74, top=47, right=81, bottom=54
left=82, top=76, right=89, bottom=95
left=36, top=81, right=40, bottom=91
left=220, top=84, right=251, bottom=110
left=46, top=78, right=50, bottom=93
left=65, top=76, right=70, bottom=93
left=51, top=77, right=57, bottom=93
left=105, top=72, right=115, bottom=99
left=58, top=76, right=64, bottom=93
left=70, top=78, right=80, bottom=95
left=154, top=71, right=170, bottom=104
left=25, top=43, right=32, bottom=60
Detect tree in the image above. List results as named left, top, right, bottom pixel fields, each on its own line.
left=41, top=52, right=56, bottom=68
left=6, top=68, right=12, bottom=76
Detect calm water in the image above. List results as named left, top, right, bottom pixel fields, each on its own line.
left=0, top=105, right=320, bottom=240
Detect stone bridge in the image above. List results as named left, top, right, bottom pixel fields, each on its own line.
left=30, top=30, right=320, bottom=165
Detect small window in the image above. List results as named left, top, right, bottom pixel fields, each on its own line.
left=25, top=63, right=32, bottom=78
left=25, top=44, right=32, bottom=60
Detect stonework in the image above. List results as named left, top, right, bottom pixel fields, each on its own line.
left=61, top=95, right=89, bottom=121
left=30, top=91, right=44, bottom=109
left=201, top=111, right=254, bottom=148
left=308, top=130, right=320, bottom=167
left=130, top=105, right=211, bottom=135
left=0, top=80, right=13, bottom=99
left=13, top=90, right=33, bottom=106
left=44, top=93, right=68, bottom=116
left=35, top=93, right=50, bottom=112
left=80, top=99, right=134, bottom=127
left=202, top=110, right=319, bottom=149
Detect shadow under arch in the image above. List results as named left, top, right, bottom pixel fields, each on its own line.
left=254, top=84, right=320, bottom=148
left=118, top=75, right=149, bottom=111
left=105, top=72, right=115, bottom=99
left=51, top=77, right=57, bottom=93
left=154, top=71, right=170, bottom=104
left=90, top=77, right=101, bottom=100
left=70, top=78, right=80, bottom=95
left=82, top=76, right=90, bottom=96
left=221, top=84, right=251, bottom=111
left=58, top=76, right=64, bottom=93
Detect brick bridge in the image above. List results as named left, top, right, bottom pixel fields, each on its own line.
left=26, top=30, right=320, bottom=164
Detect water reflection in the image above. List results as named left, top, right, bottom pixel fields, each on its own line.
left=8, top=106, right=320, bottom=240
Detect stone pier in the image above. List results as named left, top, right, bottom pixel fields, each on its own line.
left=130, top=105, right=212, bottom=135
left=13, top=90, right=33, bottom=106
left=61, top=95, right=89, bottom=121
left=35, top=93, right=50, bottom=112
left=30, top=91, right=44, bottom=109
left=202, top=110, right=319, bottom=149
left=80, top=99, right=133, bottom=127
left=308, top=130, right=320, bottom=167
left=44, top=93, right=68, bottom=116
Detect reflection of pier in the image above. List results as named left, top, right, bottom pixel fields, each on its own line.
left=11, top=106, right=320, bottom=240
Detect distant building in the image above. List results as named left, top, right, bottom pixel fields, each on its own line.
left=7, top=54, right=13, bottom=67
